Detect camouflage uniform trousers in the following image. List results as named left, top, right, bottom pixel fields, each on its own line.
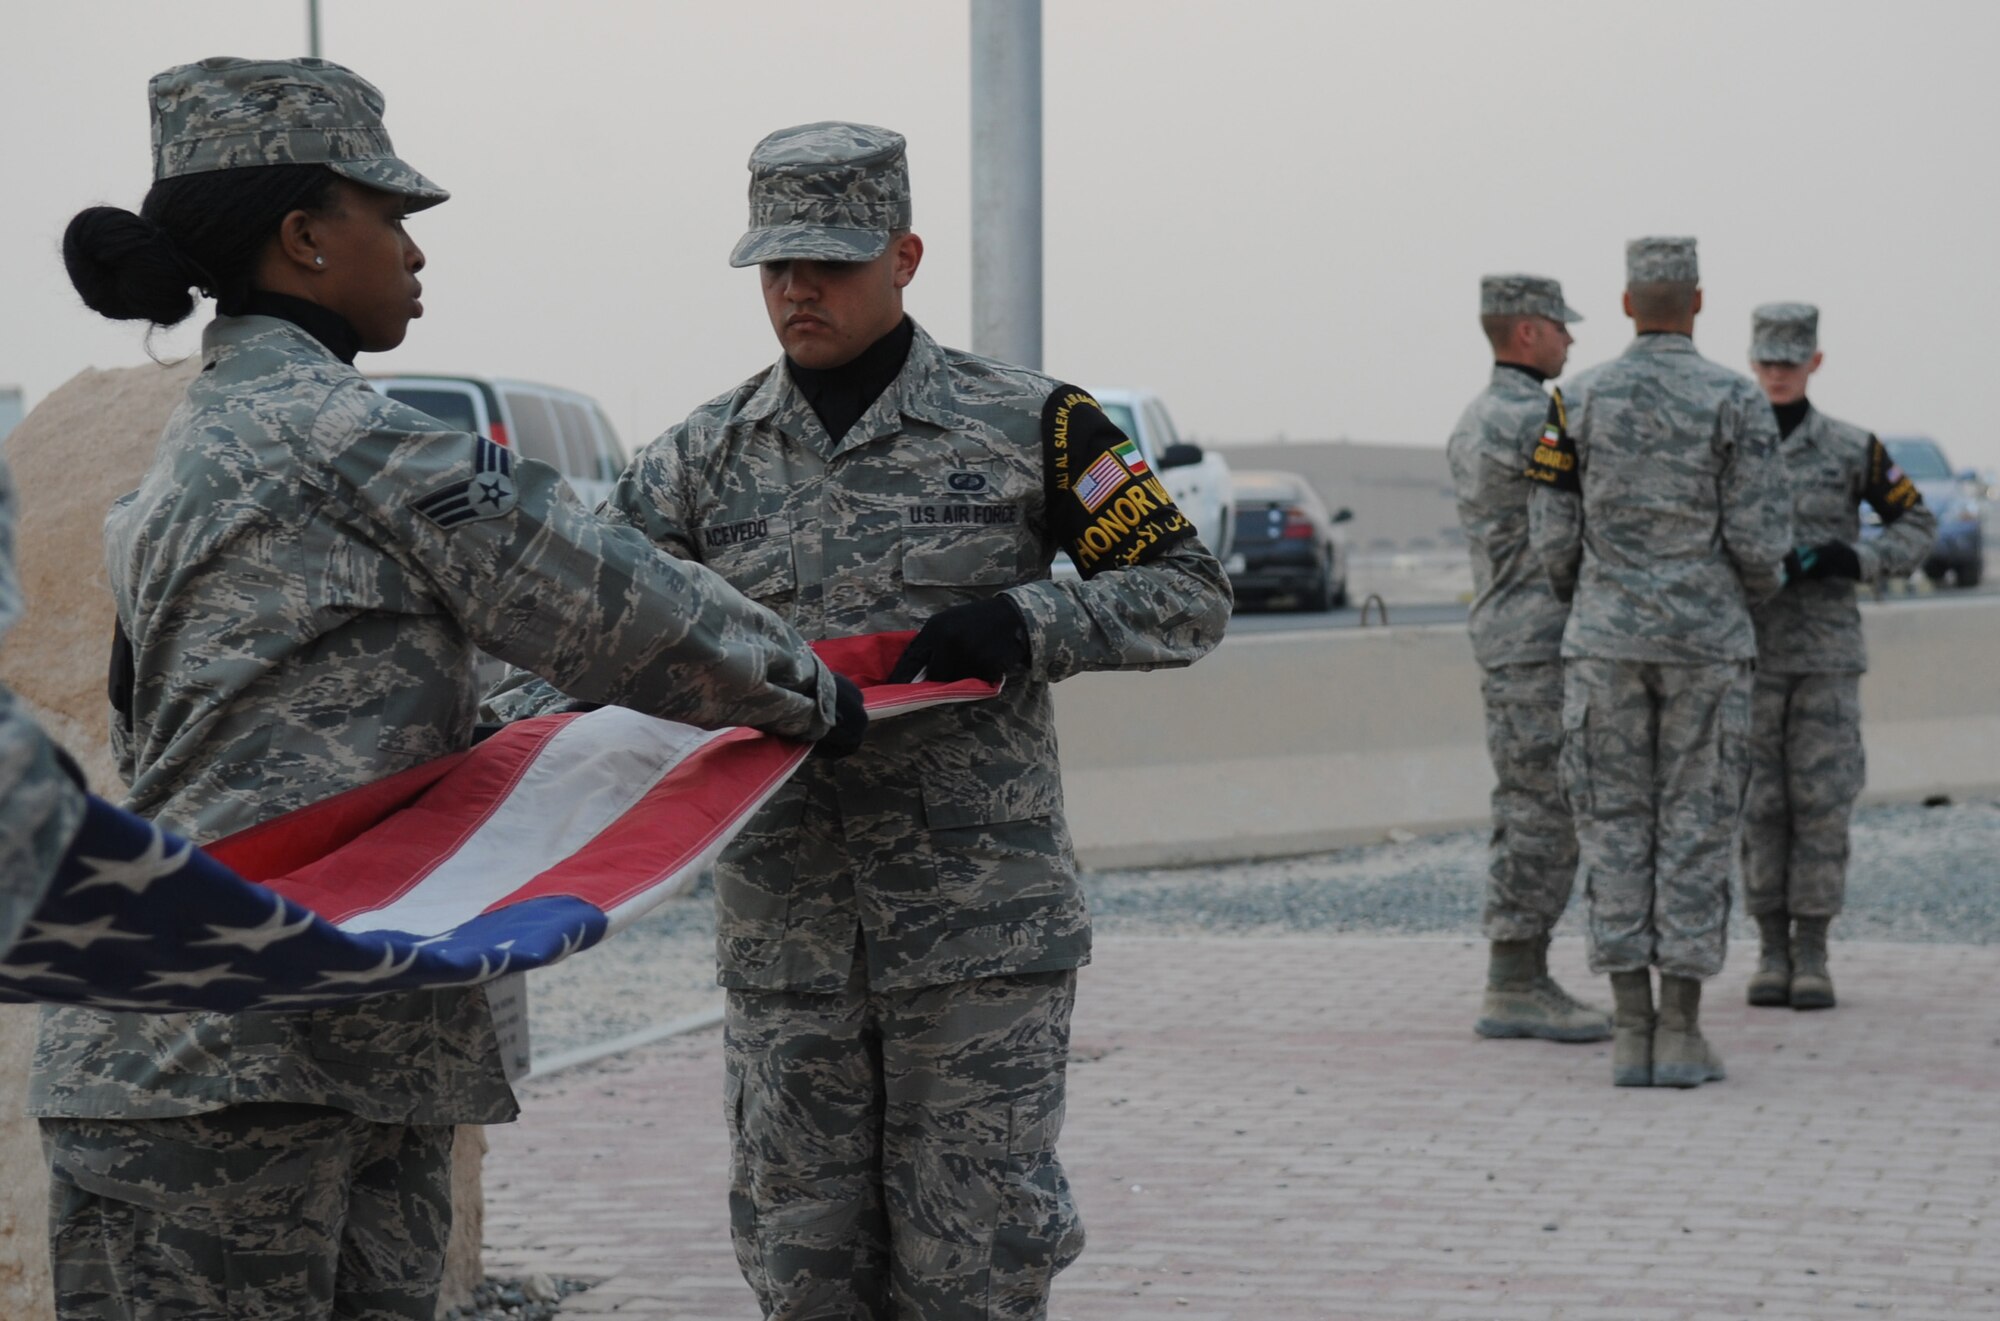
left=1560, top=658, right=1753, bottom=979
left=1741, top=671, right=1865, bottom=918
left=43, top=1103, right=454, bottom=1321
left=1479, top=661, right=1579, bottom=942
left=724, top=955, right=1083, bottom=1321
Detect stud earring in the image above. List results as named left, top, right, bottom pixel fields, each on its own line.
left=314, top=256, right=325, bottom=267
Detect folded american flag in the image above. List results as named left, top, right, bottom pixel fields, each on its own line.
left=0, top=632, right=993, bottom=1013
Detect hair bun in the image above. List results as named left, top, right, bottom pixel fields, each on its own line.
left=63, top=205, right=200, bottom=327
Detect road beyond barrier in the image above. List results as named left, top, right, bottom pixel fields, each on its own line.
left=1055, top=594, right=2000, bottom=869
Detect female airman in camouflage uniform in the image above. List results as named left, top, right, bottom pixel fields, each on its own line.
left=37, top=57, right=856, bottom=1321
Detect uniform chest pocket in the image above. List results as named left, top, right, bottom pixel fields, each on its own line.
left=900, top=531, right=1022, bottom=601
left=699, top=515, right=796, bottom=606
left=303, top=522, right=442, bottom=620
left=1796, top=463, right=1856, bottom=531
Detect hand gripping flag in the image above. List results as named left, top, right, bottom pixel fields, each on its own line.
left=0, top=632, right=994, bottom=1013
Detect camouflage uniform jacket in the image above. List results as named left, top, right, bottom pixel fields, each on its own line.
left=1446, top=365, right=1570, bottom=668
left=508, top=322, right=1230, bottom=993
left=1752, top=405, right=1934, bottom=674
left=31, top=314, right=836, bottom=1122
left=1527, top=333, right=1792, bottom=664
left=0, top=460, right=87, bottom=957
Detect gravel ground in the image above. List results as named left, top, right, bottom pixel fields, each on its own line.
left=525, top=798, right=2000, bottom=1061
left=441, top=1274, right=588, bottom=1321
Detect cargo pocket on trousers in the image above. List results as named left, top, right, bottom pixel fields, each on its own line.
left=723, top=1069, right=761, bottom=1284
left=1717, top=679, right=1754, bottom=817
left=990, top=1093, right=1085, bottom=1300
left=1557, top=695, right=1592, bottom=817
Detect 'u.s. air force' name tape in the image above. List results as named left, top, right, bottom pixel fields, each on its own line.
left=414, top=436, right=519, bottom=528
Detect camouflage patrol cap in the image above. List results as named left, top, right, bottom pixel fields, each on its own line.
left=1626, top=236, right=1698, bottom=284
left=729, top=121, right=912, bottom=268
left=149, top=57, right=448, bottom=211
left=1751, top=302, right=1819, bottom=364
left=1480, top=274, right=1582, bottom=324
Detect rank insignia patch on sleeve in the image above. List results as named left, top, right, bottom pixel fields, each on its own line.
left=413, top=436, right=518, bottom=529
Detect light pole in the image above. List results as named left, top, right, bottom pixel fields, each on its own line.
left=969, top=0, right=1042, bottom=370
left=308, top=0, right=322, bottom=58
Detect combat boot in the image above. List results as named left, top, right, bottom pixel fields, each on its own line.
left=1746, top=912, right=1791, bottom=1007
left=1790, top=915, right=1836, bottom=1010
left=1475, top=938, right=1614, bottom=1042
left=1609, top=970, right=1654, bottom=1087
left=1653, top=974, right=1726, bottom=1088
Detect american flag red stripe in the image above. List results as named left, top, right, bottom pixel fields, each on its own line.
left=0, top=632, right=995, bottom=1013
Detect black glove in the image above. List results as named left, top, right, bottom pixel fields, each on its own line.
left=887, top=597, right=1030, bottom=684
left=1784, top=540, right=1862, bottom=583
left=809, top=672, right=869, bottom=760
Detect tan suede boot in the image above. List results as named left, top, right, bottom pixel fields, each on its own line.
left=1609, top=970, right=1654, bottom=1087
left=1746, top=911, right=1791, bottom=1007
left=1654, top=974, right=1726, bottom=1088
left=1790, top=915, right=1836, bottom=1010
left=1476, top=937, right=1614, bottom=1042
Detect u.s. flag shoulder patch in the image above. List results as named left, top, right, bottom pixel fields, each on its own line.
left=413, top=436, right=518, bottom=529
left=1075, top=449, right=1128, bottom=512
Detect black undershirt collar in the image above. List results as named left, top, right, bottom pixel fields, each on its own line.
left=787, top=316, right=915, bottom=444
left=1496, top=361, right=1550, bottom=385
left=222, top=289, right=363, bottom=365
left=1772, top=397, right=1812, bottom=439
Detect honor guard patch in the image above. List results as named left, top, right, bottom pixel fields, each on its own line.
left=1524, top=387, right=1581, bottom=493
left=1862, top=435, right=1922, bottom=525
left=413, top=436, right=518, bottom=529
left=1041, top=384, right=1195, bottom=577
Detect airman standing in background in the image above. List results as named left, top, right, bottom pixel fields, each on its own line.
left=1447, top=274, right=1610, bottom=1044
left=1742, top=303, right=1934, bottom=1009
left=1528, top=237, right=1792, bottom=1088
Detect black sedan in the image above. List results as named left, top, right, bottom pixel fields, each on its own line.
left=1225, top=470, right=1353, bottom=611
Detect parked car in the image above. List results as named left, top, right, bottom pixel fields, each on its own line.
left=1226, top=469, right=1352, bottom=611
left=1876, top=435, right=1984, bottom=587
left=368, top=374, right=628, bottom=507
left=1089, top=388, right=1234, bottom=560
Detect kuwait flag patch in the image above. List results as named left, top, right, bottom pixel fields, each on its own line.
left=1112, top=438, right=1150, bottom=476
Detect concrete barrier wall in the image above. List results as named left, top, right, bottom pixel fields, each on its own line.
left=1056, top=595, right=2000, bottom=869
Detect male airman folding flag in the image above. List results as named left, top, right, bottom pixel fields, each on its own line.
left=0, top=632, right=992, bottom=1014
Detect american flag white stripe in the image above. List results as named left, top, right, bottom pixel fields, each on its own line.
left=337, top=709, right=733, bottom=935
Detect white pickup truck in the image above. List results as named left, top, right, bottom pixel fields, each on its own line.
left=1087, top=387, right=1234, bottom=561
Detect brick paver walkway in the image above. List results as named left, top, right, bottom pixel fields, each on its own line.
left=484, top=937, right=2000, bottom=1319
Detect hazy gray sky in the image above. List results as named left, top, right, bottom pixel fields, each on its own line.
left=6, top=2, right=1998, bottom=467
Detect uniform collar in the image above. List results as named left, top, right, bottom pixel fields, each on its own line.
left=1490, top=362, right=1550, bottom=393
left=1625, top=331, right=1698, bottom=356
left=1773, top=397, right=1813, bottom=439
left=201, top=312, right=357, bottom=373
left=740, top=319, right=959, bottom=452
left=218, top=290, right=362, bottom=363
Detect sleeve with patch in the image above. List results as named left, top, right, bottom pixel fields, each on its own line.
left=1523, top=387, right=1580, bottom=493
left=411, top=435, right=519, bottom=529
left=1040, top=385, right=1196, bottom=578
left=1861, top=434, right=1922, bottom=525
